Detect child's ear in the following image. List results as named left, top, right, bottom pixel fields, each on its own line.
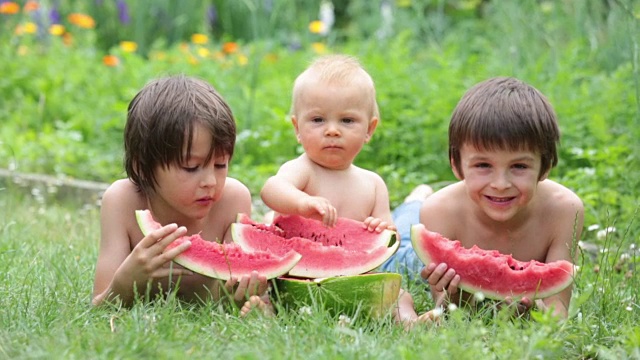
left=450, top=156, right=464, bottom=180
left=538, top=168, right=551, bottom=181
left=291, top=116, right=301, bottom=143
left=365, top=117, right=379, bottom=143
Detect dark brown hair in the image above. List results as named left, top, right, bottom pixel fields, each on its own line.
left=449, top=77, right=559, bottom=180
left=124, top=75, right=236, bottom=194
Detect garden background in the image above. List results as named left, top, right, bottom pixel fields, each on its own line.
left=1, top=0, right=639, bottom=358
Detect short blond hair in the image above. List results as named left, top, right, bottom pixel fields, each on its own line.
left=291, top=54, right=379, bottom=119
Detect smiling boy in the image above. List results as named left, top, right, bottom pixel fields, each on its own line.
left=392, top=77, right=584, bottom=321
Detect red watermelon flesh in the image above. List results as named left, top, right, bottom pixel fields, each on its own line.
left=231, top=222, right=400, bottom=278
left=410, top=224, right=574, bottom=300
left=237, top=213, right=397, bottom=251
left=135, top=210, right=301, bottom=280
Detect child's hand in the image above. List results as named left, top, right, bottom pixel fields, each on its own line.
left=119, top=224, right=193, bottom=286
left=420, top=263, right=460, bottom=307
left=363, top=217, right=396, bottom=233
left=224, top=271, right=269, bottom=307
left=299, top=196, right=337, bottom=227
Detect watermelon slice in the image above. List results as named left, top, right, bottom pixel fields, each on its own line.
left=274, top=272, right=402, bottom=318
left=135, top=210, right=302, bottom=280
left=231, top=214, right=399, bottom=278
left=236, top=213, right=397, bottom=250
left=410, top=224, right=574, bottom=300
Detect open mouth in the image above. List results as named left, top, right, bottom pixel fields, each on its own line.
left=485, top=195, right=516, bottom=203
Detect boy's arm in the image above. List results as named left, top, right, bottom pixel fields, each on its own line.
left=261, top=158, right=337, bottom=226
left=92, top=181, right=191, bottom=306
left=538, top=193, right=584, bottom=318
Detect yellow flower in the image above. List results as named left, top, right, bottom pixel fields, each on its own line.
left=191, top=33, right=208, bottom=45
left=119, top=41, right=138, bottom=53
left=197, top=46, right=210, bottom=58
left=68, top=13, right=96, bottom=29
left=49, top=24, right=65, bottom=36
left=308, top=20, right=325, bottom=34
left=222, top=42, right=238, bottom=54
left=237, top=54, right=248, bottom=66
left=14, top=23, right=37, bottom=35
left=311, top=42, right=327, bottom=54
left=102, top=55, right=120, bottom=67
left=0, top=2, right=19, bottom=14
left=396, top=0, right=411, bottom=7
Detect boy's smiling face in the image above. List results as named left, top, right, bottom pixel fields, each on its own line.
left=453, top=144, right=547, bottom=223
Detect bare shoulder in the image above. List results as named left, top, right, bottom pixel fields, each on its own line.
left=356, top=166, right=386, bottom=186
left=277, top=154, right=314, bottom=175
left=538, top=179, right=584, bottom=217
left=101, top=179, right=144, bottom=210
left=419, top=182, right=464, bottom=236
left=223, top=177, right=251, bottom=198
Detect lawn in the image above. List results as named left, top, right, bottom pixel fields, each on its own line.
left=1, top=0, right=639, bottom=358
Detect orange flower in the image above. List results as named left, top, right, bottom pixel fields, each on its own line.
left=191, top=33, right=208, bottom=45
left=103, top=55, right=120, bottom=67
left=62, top=32, right=73, bottom=46
left=222, top=42, right=238, bottom=54
left=119, top=41, right=137, bottom=53
left=68, top=13, right=95, bottom=29
left=24, top=1, right=39, bottom=12
left=308, top=20, right=325, bottom=34
left=0, top=2, right=19, bottom=14
left=49, top=24, right=65, bottom=36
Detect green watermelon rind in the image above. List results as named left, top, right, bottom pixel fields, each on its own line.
left=274, top=272, right=402, bottom=318
left=134, top=210, right=302, bottom=281
left=410, top=224, right=575, bottom=301
left=231, top=222, right=400, bottom=278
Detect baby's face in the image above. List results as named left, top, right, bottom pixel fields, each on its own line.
left=292, top=82, right=377, bottom=170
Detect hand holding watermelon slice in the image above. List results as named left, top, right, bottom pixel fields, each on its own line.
left=411, top=224, right=575, bottom=304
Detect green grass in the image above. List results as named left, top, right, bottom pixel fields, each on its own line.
left=1, top=186, right=638, bottom=359
left=1, top=0, right=639, bottom=357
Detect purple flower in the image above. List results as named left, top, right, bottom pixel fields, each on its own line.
left=49, top=7, right=61, bottom=24
left=207, top=5, right=217, bottom=28
left=117, top=0, right=130, bottom=25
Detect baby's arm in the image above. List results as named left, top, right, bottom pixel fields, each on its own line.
left=363, top=172, right=396, bottom=233
left=92, top=182, right=192, bottom=306
left=261, top=158, right=337, bottom=226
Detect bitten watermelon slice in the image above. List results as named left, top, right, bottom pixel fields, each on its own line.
left=231, top=214, right=399, bottom=278
left=135, top=210, right=302, bottom=280
left=410, top=224, right=574, bottom=300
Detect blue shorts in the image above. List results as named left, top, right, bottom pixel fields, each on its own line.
left=379, top=200, right=424, bottom=280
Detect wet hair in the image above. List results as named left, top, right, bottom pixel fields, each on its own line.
left=124, top=74, right=236, bottom=194
left=448, top=77, right=560, bottom=180
left=291, top=54, right=379, bottom=119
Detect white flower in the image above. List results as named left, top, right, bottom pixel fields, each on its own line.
left=298, top=306, right=312, bottom=316
left=447, top=303, right=458, bottom=312
left=474, top=291, right=485, bottom=302
left=587, top=224, right=600, bottom=231
left=318, top=0, right=334, bottom=36
left=597, top=227, right=616, bottom=240
left=338, top=314, right=351, bottom=327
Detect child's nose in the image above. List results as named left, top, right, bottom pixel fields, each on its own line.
left=491, top=172, right=512, bottom=190
left=201, top=168, right=217, bottom=187
left=324, top=122, right=340, bottom=136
